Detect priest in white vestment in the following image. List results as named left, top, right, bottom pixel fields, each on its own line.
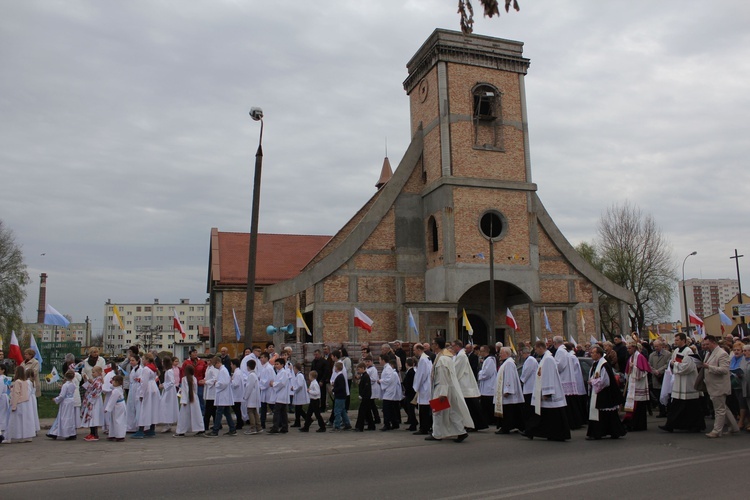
left=659, top=333, right=706, bottom=433
left=477, top=345, right=498, bottom=427
left=553, top=336, right=584, bottom=429
left=494, top=347, right=525, bottom=434
left=426, top=338, right=473, bottom=442
left=519, top=345, right=538, bottom=422
left=451, top=340, right=487, bottom=431
left=523, top=340, right=570, bottom=441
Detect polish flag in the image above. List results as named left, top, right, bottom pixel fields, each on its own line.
left=9, top=330, right=24, bottom=365
left=173, top=310, right=186, bottom=340
left=688, top=309, right=704, bottom=327
left=353, top=308, right=373, bottom=332
left=505, top=308, right=519, bottom=331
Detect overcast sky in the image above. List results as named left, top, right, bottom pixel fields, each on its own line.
left=2, top=1, right=749, bottom=333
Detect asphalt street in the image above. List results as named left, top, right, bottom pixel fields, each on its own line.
left=0, top=415, right=746, bottom=499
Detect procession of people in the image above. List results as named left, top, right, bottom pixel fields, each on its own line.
left=2, top=331, right=750, bottom=446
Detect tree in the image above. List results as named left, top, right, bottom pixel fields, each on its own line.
left=575, top=240, right=621, bottom=340
left=596, top=202, right=676, bottom=335
left=90, top=331, right=104, bottom=348
left=0, top=220, right=30, bottom=344
left=458, top=0, right=520, bottom=34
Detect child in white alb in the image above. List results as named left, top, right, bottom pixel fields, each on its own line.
left=174, top=364, right=204, bottom=436
left=104, top=375, right=127, bottom=441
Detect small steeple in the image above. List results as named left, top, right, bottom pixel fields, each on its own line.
left=375, top=156, right=393, bottom=189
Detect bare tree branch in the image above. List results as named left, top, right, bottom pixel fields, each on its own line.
left=597, top=202, right=677, bottom=334
left=458, top=0, right=520, bottom=34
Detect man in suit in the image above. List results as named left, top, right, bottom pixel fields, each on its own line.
left=466, top=344, right=479, bottom=379
left=648, top=339, right=670, bottom=417
left=702, top=335, right=740, bottom=437
left=354, top=362, right=375, bottom=431
left=393, top=341, right=407, bottom=377
left=401, top=357, right=418, bottom=431
left=310, top=349, right=329, bottom=412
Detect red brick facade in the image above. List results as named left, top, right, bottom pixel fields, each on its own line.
left=211, top=30, right=633, bottom=349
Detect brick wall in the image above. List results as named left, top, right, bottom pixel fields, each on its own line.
left=323, top=275, right=349, bottom=303
left=453, top=187, right=530, bottom=265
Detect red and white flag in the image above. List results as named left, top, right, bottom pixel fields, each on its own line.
left=688, top=309, right=704, bottom=327
left=505, top=308, right=519, bottom=331
left=9, top=330, right=24, bottom=365
left=353, top=308, right=373, bottom=332
left=173, top=309, right=186, bottom=340
left=688, top=309, right=705, bottom=339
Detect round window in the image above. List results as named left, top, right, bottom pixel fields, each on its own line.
left=479, top=210, right=507, bottom=241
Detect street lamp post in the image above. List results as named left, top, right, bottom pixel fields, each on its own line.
left=682, top=251, right=697, bottom=335
left=244, top=107, right=264, bottom=349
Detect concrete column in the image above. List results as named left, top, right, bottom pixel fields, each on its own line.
left=619, top=302, right=630, bottom=336
left=314, top=283, right=324, bottom=343
left=273, top=300, right=285, bottom=348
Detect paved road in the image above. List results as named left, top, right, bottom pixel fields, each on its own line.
left=1, top=416, right=747, bottom=499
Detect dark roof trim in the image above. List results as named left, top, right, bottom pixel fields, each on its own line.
left=533, top=194, right=635, bottom=304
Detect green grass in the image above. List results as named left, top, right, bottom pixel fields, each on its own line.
left=38, top=395, right=58, bottom=419
left=37, top=382, right=369, bottom=420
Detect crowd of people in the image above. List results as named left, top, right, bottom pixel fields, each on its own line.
left=1, top=331, right=750, bottom=445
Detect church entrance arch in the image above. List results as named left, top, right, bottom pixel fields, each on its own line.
left=457, top=280, right=531, bottom=346
left=460, top=313, right=487, bottom=346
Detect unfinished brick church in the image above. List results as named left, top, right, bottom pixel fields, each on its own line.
left=207, top=29, right=634, bottom=348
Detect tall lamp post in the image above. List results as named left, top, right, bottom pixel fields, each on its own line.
left=682, top=250, right=697, bottom=334
left=244, top=107, right=264, bottom=349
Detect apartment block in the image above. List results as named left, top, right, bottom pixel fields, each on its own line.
left=104, top=298, right=209, bottom=354
left=679, top=278, right=739, bottom=320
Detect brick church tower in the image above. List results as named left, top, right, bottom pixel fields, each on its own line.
left=402, top=31, right=537, bottom=343
left=255, top=29, right=634, bottom=346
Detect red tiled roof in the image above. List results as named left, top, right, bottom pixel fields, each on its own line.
left=199, top=326, right=210, bottom=340
left=208, top=229, right=331, bottom=288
